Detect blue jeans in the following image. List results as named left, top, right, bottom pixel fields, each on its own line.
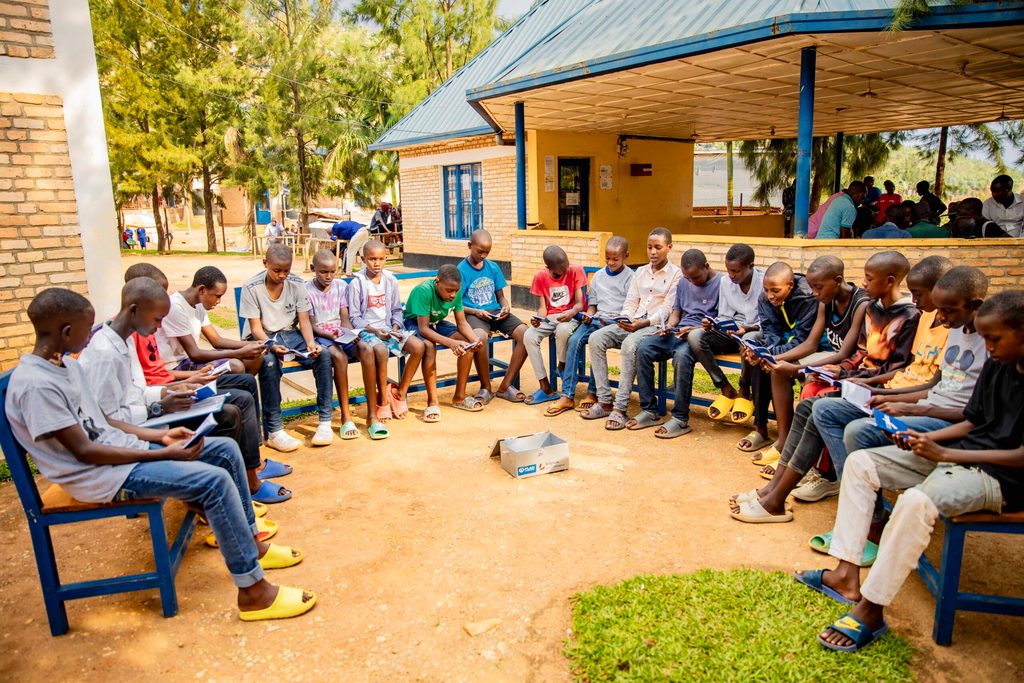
left=635, top=332, right=686, bottom=419
left=559, top=322, right=599, bottom=400
left=117, top=437, right=263, bottom=588
left=258, top=329, right=334, bottom=431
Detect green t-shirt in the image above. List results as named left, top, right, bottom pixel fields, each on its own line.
left=907, top=221, right=949, bottom=238
left=404, top=280, right=463, bottom=323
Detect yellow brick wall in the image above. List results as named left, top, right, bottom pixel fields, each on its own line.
left=399, top=143, right=518, bottom=263
left=0, top=0, right=53, bottom=59
left=510, top=230, right=611, bottom=288
left=0, top=92, right=88, bottom=368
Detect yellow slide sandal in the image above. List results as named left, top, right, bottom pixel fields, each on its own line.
left=238, top=586, right=317, bottom=622
left=205, top=517, right=278, bottom=548
left=252, top=501, right=269, bottom=518
left=707, top=396, right=735, bottom=421
left=752, top=444, right=781, bottom=467
left=730, top=397, right=754, bottom=423
left=258, top=543, right=304, bottom=570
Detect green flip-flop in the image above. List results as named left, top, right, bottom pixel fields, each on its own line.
left=808, top=530, right=878, bottom=567
left=340, top=420, right=359, bottom=440
left=368, top=421, right=390, bottom=440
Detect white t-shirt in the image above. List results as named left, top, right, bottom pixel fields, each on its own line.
left=6, top=355, right=144, bottom=503
left=156, top=291, right=211, bottom=367
left=362, top=278, right=389, bottom=330
left=718, top=267, right=764, bottom=327
left=982, top=193, right=1024, bottom=238
left=923, top=327, right=989, bottom=409
left=238, top=271, right=311, bottom=337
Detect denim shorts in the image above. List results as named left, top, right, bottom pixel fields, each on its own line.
left=403, top=317, right=458, bottom=339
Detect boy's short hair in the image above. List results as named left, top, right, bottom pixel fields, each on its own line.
left=542, top=245, right=568, bottom=268
left=935, top=266, right=988, bottom=301
left=866, top=251, right=911, bottom=281
left=648, top=227, right=672, bottom=244
left=908, top=255, right=953, bottom=287
left=266, top=243, right=293, bottom=263
left=192, top=265, right=227, bottom=289
left=363, top=239, right=386, bottom=256
left=977, top=289, right=1024, bottom=329
left=724, top=243, right=754, bottom=266
left=470, top=229, right=492, bottom=245
left=680, top=248, right=707, bottom=270
left=437, top=264, right=461, bottom=285
left=605, top=236, right=629, bottom=255
left=311, top=249, right=337, bottom=269
left=885, top=204, right=905, bottom=224
left=27, top=288, right=92, bottom=329
left=765, top=261, right=794, bottom=280
left=807, top=255, right=844, bottom=279
left=122, top=276, right=168, bottom=307
left=124, top=263, right=167, bottom=284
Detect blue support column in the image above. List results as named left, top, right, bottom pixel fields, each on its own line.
left=833, top=131, right=844, bottom=192
left=794, top=46, right=816, bottom=237
left=515, top=101, right=527, bottom=229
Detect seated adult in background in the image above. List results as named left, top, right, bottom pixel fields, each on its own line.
left=369, top=202, right=400, bottom=246
left=916, top=180, right=946, bottom=223
left=330, top=219, right=370, bottom=274
left=861, top=205, right=912, bottom=239
left=264, top=219, right=285, bottom=244
left=853, top=176, right=881, bottom=236
left=983, top=174, right=1023, bottom=238
left=815, top=181, right=866, bottom=240
left=948, top=197, right=1010, bottom=238
left=873, top=180, right=901, bottom=225
left=807, top=190, right=843, bottom=239
left=906, top=200, right=949, bottom=238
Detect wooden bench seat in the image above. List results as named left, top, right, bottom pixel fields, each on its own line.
left=40, top=484, right=159, bottom=515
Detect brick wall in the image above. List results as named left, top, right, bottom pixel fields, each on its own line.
left=509, top=229, right=610, bottom=306
left=0, top=92, right=86, bottom=368
left=680, top=236, right=1024, bottom=292
left=399, top=140, right=518, bottom=264
left=0, top=0, right=53, bottom=59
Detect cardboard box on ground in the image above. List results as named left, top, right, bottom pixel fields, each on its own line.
left=489, top=431, right=570, bottom=479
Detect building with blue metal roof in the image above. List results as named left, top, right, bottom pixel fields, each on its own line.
left=373, top=0, right=1024, bottom=303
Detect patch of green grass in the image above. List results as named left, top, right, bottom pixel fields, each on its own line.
left=0, top=456, right=37, bottom=484
left=565, top=569, right=915, bottom=683
left=207, top=306, right=239, bottom=330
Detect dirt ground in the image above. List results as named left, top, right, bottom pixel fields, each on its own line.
left=0, top=254, right=1022, bottom=681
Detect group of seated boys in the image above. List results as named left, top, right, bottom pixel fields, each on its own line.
left=6, top=229, right=1024, bottom=648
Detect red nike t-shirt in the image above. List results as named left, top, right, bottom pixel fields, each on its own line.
left=133, top=332, right=176, bottom=385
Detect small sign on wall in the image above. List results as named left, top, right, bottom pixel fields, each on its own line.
left=565, top=192, right=580, bottom=206
left=599, top=164, right=612, bottom=190
left=630, top=163, right=653, bottom=176
left=544, top=155, right=555, bottom=192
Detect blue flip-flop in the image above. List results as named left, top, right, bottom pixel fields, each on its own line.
left=251, top=479, right=292, bottom=504
left=258, top=458, right=293, bottom=480
left=818, top=612, right=889, bottom=652
left=793, top=569, right=856, bottom=605
left=808, top=530, right=878, bottom=567
left=525, top=388, right=559, bottom=405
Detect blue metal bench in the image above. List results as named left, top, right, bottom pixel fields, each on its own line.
left=915, top=510, right=1024, bottom=645
left=233, top=270, right=516, bottom=419
left=0, top=370, right=197, bottom=636
left=550, top=267, right=743, bottom=416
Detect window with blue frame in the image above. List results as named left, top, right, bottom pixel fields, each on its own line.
left=443, top=163, right=483, bottom=239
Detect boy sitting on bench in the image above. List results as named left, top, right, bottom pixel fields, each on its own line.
left=240, top=244, right=335, bottom=450
left=796, top=289, right=1024, bottom=652
left=5, top=288, right=314, bottom=621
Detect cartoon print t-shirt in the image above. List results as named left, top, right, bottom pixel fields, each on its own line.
left=458, top=258, right=506, bottom=311
left=924, top=326, right=988, bottom=409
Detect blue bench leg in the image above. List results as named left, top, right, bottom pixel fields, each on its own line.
left=933, top=520, right=966, bottom=645
left=28, top=524, right=69, bottom=636
left=147, top=506, right=179, bottom=618
left=657, top=361, right=668, bottom=416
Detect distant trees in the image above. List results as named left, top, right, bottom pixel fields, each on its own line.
left=90, top=0, right=508, bottom=250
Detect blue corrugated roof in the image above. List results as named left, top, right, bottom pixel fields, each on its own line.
left=375, top=0, right=1023, bottom=149
left=468, top=0, right=1023, bottom=102
left=369, top=0, right=596, bottom=150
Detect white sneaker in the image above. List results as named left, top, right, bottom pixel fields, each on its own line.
left=266, top=430, right=301, bottom=453
left=310, top=422, right=334, bottom=446
left=792, top=468, right=841, bottom=502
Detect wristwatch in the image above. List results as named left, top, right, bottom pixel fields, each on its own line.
left=148, top=401, right=165, bottom=418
